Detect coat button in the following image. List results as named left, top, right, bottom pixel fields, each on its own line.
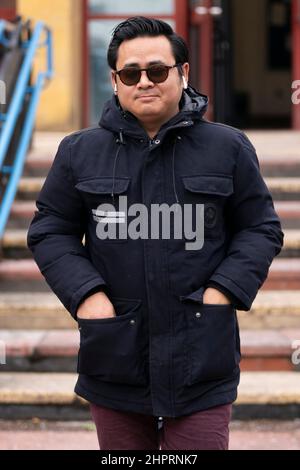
left=154, top=139, right=160, bottom=144
left=195, top=312, right=201, bottom=318
left=204, top=204, right=217, bottom=228
left=130, top=319, right=136, bottom=325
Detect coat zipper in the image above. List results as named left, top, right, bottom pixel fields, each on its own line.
left=149, top=138, right=155, bottom=149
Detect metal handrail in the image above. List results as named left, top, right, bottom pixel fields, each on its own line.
left=0, top=21, right=53, bottom=238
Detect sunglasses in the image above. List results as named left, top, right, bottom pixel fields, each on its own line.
left=115, top=63, right=182, bottom=86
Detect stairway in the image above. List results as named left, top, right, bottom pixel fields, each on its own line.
left=0, top=130, right=299, bottom=420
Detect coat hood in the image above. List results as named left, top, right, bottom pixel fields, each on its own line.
left=99, top=85, right=209, bottom=139
left=98, top=85, right=209, bottom=204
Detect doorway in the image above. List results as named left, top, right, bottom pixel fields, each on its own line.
left=228, top=0, right=292, bottom=128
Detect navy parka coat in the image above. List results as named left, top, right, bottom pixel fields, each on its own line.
left=27, top=86, right=284, bottom=417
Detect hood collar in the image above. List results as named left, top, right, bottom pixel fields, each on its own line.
left=99, top=85, right=209, bottom=139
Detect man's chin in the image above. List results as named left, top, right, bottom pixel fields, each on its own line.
left=134, top=104, right=162, bottom=118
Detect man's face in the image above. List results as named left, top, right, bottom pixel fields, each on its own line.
left=111, top=35, right=189, bottom=126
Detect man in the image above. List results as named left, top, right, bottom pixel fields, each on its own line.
left=27, top=17, right=284, bottom=450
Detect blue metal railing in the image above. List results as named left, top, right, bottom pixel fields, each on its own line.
left=0, top=20, right=53, bottom=238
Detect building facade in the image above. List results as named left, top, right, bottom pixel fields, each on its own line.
left=1, top=0, right=300, bottom=131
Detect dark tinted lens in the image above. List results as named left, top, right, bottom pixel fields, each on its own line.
left=147, top=65, right=169, bottom=83
left=119, top=67, right=141, bottom=85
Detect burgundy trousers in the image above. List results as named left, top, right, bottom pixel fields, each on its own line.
left=90, top=402, right=232, bottom=450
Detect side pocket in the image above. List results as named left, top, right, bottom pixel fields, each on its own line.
left=77, top=297, right=147, bottom=386
left=180, top=289, right=240, bottom=385
left=75, top=177, right=130, bottom=244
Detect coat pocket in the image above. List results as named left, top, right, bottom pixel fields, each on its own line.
left=77, top=297, right=147, bottom=386
left=181, top=289, right=240, bottom=386
left=181, top=174, right=234, bottom=240
left=75, top=177, right=131, bottom=243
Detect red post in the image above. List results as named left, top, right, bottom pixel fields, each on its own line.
left=175, top=0, right=189, bottom=43
left=0, top=0, right=16, bottom=21
left=292, top=0, right=300, bottom=130
left=190, top=0, right=214, bottom=120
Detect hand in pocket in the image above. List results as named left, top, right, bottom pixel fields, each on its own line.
left=77, top=291, right=116, bottom=320
left=203, top=287, right=231, bottom=305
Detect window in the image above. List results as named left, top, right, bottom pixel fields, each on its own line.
left=88, top=0, right=174, bottom=15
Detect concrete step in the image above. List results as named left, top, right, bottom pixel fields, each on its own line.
left=0, top=372, right=81, bottom=405
left=0, top=371, right=299, bottom=420
left=281, top=229, right=300, bottom=252
left=0, top=292, right=74, bottom=329
left=262, top=161, right=300, bottom=177
left=274, top=201, right=300, bottom=219
left=263, top=258, right=300, bottom=290
left=11, top=201, right=36, bottom=219
left=237, top=371, right=300, bottom=405
left=18, top=177, right=45, bottom=194
left=8, top=200, right=300, bottom=225
left=0, top=257, right=299, bottom=291
left=0, top=330, right=79, bottom=372
left=16, top=175, right=300, bottom=201
left=238, top=290, right=300, bottom=329
left=25, top=153, right=300, bottom=176
left=274, top=201, right=300, bottom=229
left=19, top=175, right=300, bottom=191
left=246, top=130, right=300, bottom=172
left=2, top=228, right=300, bottom=256
left=2, top=229, right=28, bottom=248
left=239, top=329, right=299, bottom=371
left=0, top=259, right=41, bottom=281
left=22, top=130, right=300, bottom=177
left=0, top=290, right=300, bottom=330
left=1, top=230, right=86, bottom=259
left=25, top=155, right=54, bottom=172
left=0, top=328, right=299, bottom=373
left=23, top=131, right=63, bottom=171
left=264, top=177, right=300, bottom=200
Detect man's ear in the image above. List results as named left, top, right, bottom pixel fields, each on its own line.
left=111, top=71, right=117, bottom=94
left=181, top=62, right=189, bottom=88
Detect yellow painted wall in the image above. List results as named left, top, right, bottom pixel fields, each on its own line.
left=17, top=0, right=82, bottom=130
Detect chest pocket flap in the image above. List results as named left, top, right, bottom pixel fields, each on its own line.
left=182, top=175, right=233, bottom=197
left=75, top=177, right=130, bottom=195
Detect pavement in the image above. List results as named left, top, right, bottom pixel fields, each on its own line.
left=0, top=419, right=300, bottom=450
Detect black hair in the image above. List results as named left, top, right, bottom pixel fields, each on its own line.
left=107, top=16, right=189, bottom=72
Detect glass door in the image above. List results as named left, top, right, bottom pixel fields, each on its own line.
left=83, top=0, right=177, bottom=125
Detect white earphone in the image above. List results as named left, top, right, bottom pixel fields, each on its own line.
left=114, top=83, right=118, bottom=94
left=182, top=76, right=188, bottom=89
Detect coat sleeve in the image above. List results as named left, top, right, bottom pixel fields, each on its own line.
left=27, top=135, right=107, bottom=319
left=207, top=134, right=284, bottom=311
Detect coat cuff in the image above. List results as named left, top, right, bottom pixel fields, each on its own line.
left=70, top=279, right=107, bottom=320
left=206, top=274, right=252, bottom=310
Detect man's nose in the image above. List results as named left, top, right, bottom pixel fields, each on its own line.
left=137, top=70, right=154, bottom=87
